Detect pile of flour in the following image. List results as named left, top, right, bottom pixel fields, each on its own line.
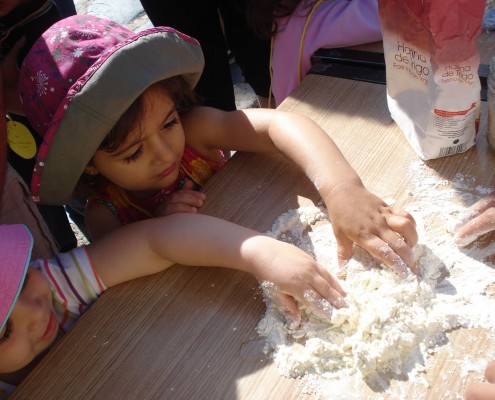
left=256, top=160, right=495, bottom=398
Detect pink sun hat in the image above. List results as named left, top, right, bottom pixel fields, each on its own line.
left=0, top=224, right=33, bottom=332
left=18, top=14, right=204, bottom=205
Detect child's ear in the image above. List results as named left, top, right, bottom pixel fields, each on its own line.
left=84, top=166, right=99, bottom=176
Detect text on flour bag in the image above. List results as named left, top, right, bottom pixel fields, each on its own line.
left=377, top=0, right=486, bottom=160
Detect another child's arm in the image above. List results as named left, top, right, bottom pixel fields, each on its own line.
left=87, top=213, right=346, bottom=327
left=184, top=107, right=418, bottom=275
left=465, top=361, right=495, bottom=400
left=454, top=191, right=495, bottom=247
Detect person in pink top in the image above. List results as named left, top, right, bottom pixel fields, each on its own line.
left=248, top=0, right=382, bottom=107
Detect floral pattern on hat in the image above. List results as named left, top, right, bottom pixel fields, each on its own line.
left=20, top=15, right=132, bottom=136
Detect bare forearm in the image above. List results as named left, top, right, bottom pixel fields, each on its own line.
left=88, top=213, right=347, bottom=325
left=247, top=109, right=364, bottom=196
left=87, top=213, right=266, bottom=287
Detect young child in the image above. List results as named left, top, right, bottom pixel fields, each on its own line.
left=0, top=216, right=346, bottom=383
left=18, top=14, right=418, bottom=276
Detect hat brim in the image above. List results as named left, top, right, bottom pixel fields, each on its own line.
left=34, top=28, right=204, bottom=205
left=0, top=224, right=33, bottom=331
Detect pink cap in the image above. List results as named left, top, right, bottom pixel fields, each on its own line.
left=0, top=224, right=33, bottom=331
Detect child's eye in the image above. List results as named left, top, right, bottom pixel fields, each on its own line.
left=0, top=319, right=13, bottom=345
left=162, top=117, right=179, bottom=130
left=124, top=146, right=143, bottom=163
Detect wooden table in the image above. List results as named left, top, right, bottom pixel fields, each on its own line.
left=12, top=74, right=495, bottom=399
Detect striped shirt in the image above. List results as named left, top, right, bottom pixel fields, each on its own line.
left=31, top=246, right=107, bottom=332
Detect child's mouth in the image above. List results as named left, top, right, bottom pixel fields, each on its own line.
left=157, top=162, right=176, bottom=178
left=40, top=311, right=58, bottom=342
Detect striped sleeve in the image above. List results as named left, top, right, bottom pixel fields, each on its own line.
left=34, top=247, right=108, bottom=332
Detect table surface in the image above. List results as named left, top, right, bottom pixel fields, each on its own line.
left=11, top=73, right=495, bottom=399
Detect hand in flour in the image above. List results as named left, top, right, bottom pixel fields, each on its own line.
left=465, top=360, right=495, bottom=400
left=453, top=191, right=495, bottom=247
left=250, top=239, right=347, bottom=329
left=323, top=183, right=418, bottom=277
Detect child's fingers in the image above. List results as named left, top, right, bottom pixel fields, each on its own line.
left=169, top=191, right=206, bottom=207
left=156, top=204, right=198, bottom=216
left=386, top=212, right=418, bottom=247
left=182, top=179, right=195, bottom=190
left=471, top=192, right=495, bottom=214
left=300, top=289, right=334, bottom=321
left=486, top=360, right=495, bottom=383
left=379, top=227, right=417, bottom=273
left=465, top=382, right=495, bottom=400
left=454, top=208, right=495, bottom=247
left=359, top=236, right=411, bottom=277
left=269, top=292, right=301, bottom=329
left=312, top=266, right=347, bottom=299
left=335, top=235, right=353, bottom=276
left=454, top=193, right=495, bottom=233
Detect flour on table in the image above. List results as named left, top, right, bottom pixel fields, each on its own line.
left=256, top=160, right=495, bottom=398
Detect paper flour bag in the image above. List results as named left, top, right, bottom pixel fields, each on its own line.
left=378, top=0, right=485, bottom=160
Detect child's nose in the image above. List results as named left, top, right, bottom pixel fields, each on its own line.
left=151, top=135, right=174, bottom=164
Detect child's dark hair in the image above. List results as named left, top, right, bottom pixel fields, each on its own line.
left=99, top=76, right=198, bottom=153
left=247, top=0, right=317, bottom=39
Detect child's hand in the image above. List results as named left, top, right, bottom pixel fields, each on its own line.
left=246, top=236, right=347, bottom=329
left=465, top=361, right=495, bottom=400
left=155, top=180, right=206, bottom=216
left=323, top=183, right=418, bottom=277
left=453, top=191, right=495, bottom=247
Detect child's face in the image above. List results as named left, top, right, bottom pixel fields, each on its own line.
left=91, top=88, right=186, bottom=197
left=0, top=268, right=57, bottom=373
left=0, top=0, right=30, bottom=17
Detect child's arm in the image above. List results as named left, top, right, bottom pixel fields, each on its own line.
left=183, top=107, right=418, bottom=276
left=87, top=213, right=346, bottom=327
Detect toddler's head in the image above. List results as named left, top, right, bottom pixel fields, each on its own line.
left=0, top=225, right=55, bottom=373
left=18, top=14, right=204, bottom=205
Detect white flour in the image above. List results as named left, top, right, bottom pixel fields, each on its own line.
left=256, top=160, right=495, bottom=399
